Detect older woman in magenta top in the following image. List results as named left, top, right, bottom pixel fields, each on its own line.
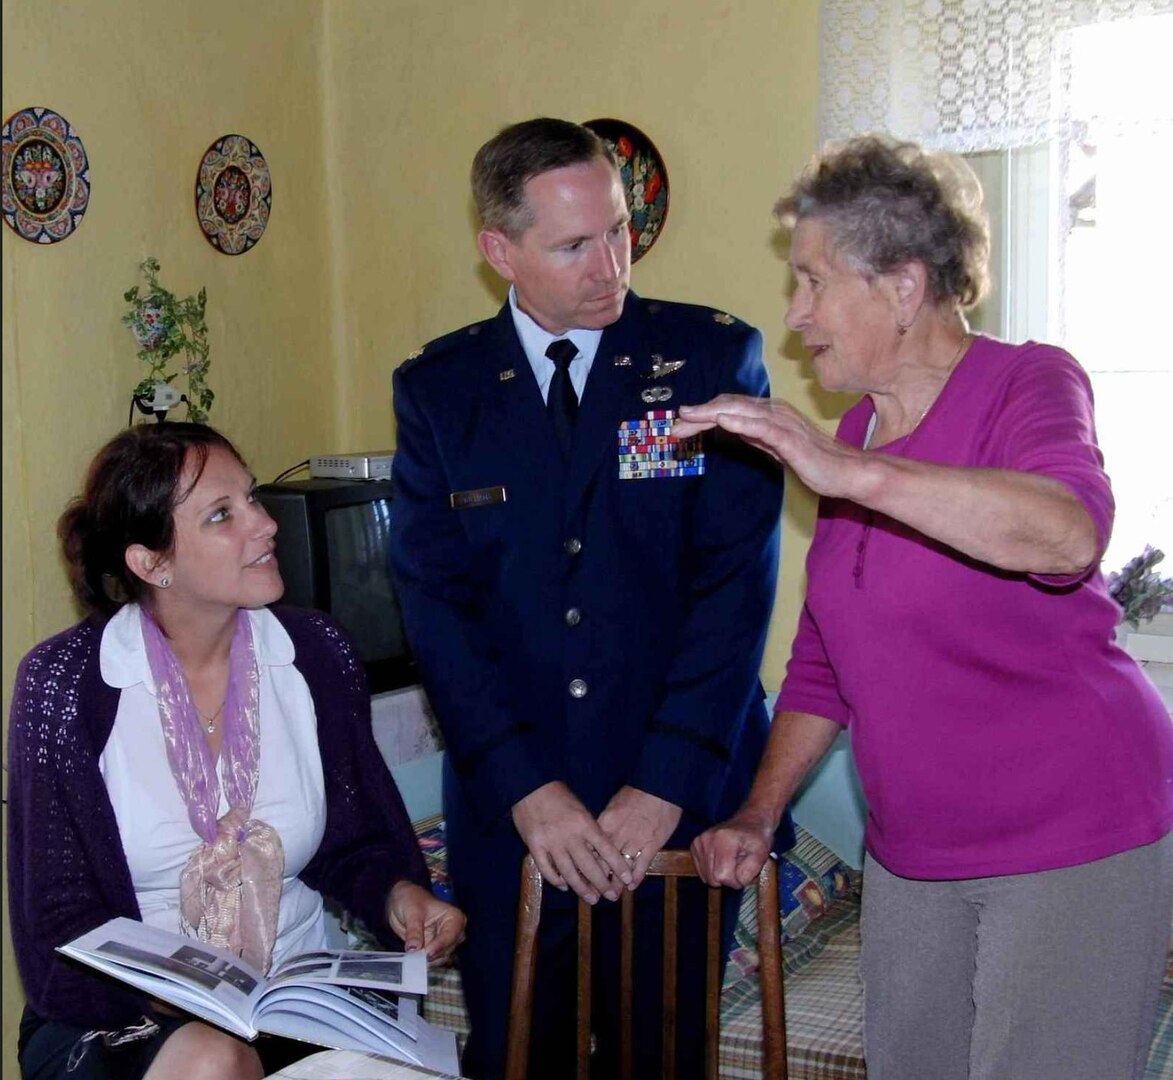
left=684, top=135, right=1173, bottom=1080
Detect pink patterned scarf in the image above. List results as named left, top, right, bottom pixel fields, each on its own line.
left=140, top=607, right=284, bottom=973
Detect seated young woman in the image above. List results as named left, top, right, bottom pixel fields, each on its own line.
left=8, top=421, right=466, bottom=1080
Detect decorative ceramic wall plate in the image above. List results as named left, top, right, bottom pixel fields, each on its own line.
left=583, top=118, right=669, bottom=263
left=2, top=107, right=91, bottom=244
left=195, top=134, right=272, bottom=255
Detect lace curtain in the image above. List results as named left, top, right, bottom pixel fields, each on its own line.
left=817, top=1, right=1173, bottom=570
left=819, top=0, right=1173, bottom=152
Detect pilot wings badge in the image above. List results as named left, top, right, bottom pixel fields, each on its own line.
left=646, top=354, right=687, bottom=380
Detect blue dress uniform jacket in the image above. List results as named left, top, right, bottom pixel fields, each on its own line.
left=389, top=292, right=791, bottom=1077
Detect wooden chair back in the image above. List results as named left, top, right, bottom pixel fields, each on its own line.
left=504, top=850, right=787, bottom=1080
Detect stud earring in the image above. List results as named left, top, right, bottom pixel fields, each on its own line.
left=896, top=321, right=909, bottom=337
left=159, top=576, right=171, bottom=588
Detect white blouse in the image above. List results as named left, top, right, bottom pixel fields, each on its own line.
left=99, top=604, right=329, bottom=968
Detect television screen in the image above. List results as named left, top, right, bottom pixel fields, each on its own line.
left=256, top=478, right=416, bottom=694
left=323, top=499, right=409, bottom=665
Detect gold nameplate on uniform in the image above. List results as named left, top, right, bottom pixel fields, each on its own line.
left=450, top=485, right=508, bottom=510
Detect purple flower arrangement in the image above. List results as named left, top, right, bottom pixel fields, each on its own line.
left=1107, top=546, right=1173, bottom=628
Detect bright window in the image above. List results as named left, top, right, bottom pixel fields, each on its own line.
left=967, top=14, right=1173, bottom=576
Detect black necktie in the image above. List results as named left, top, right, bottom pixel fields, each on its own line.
left=546, top=339, right=579, bottom=457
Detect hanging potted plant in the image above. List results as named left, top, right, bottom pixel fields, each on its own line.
left=122, top=257, right=212, bottom=422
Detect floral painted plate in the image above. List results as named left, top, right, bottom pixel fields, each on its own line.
left=2, top=107, right=91, bottom=244
left=195, top=134, right=272, bottom=255
left=583, top=118, right=669, bottom=263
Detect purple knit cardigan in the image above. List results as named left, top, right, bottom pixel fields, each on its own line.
left=7, top=605, right=430, bottom=1029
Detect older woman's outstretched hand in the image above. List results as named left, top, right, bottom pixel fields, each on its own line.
left=386, top=880, right=467, bottom=962
left=676, top=395, right=863, bottom=498
left=690, top=808, right=775, bottom=890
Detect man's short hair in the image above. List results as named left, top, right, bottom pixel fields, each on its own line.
left=471, top=118, right=620, bottom=238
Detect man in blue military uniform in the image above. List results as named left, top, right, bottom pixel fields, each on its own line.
left=389, top=118, right=791, bottom=1078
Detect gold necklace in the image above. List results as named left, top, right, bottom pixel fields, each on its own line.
left=913, top=332, right=972, bottom=429
left=195, top=700, right=225, bottom=735
left=865, top=332, right=973, bottom=450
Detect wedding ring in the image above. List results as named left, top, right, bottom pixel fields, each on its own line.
left=622, top=851, right=635, bottom=863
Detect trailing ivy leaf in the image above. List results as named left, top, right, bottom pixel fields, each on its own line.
left=122, top=258, right=213, bottom=424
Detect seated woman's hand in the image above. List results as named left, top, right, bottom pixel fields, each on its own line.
left=385, top=880, right=467, bottom=963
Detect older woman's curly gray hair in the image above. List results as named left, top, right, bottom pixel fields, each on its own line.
left=775, top=135, right=991, bottom=310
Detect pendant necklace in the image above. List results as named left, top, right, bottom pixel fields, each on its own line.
left=195, top=700, right=225, bottom=735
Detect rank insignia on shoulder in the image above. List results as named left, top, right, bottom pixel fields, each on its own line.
left=647, top=354, right=686, bottom=379
left=713, top=312, right=735, bottom=325
left=405, top=347, right=424, bottom=361
left=450, top=485, right=508, bottom=509
left=498, top=368, right=516, bottom=381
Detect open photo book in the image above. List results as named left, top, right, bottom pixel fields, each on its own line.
left=59, top=917, right=460, bottom=1076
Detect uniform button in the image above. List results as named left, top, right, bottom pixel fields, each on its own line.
left=565, top=607, right=582, bottom=627
left=564, top=537, right=582, bottom=555
left=568, top=678, right=588, bottom=699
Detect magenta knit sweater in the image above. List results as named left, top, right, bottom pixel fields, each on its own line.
left=777, top=336, right=1173, bottom=879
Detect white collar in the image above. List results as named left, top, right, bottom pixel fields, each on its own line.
left=100, top=603, right=294, bottom=693
left=507, top=286, right=603, bottom=369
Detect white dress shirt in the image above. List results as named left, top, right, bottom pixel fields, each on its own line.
left=508, top=286, right=603, bottom=404
left=99, top=603, right=330, bottom=968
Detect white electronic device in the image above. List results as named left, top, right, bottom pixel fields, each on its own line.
left=309, top=451, right=394, bottom=480
left=142, top=383, right=183, bottom=411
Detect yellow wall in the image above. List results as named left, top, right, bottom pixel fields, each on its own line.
left=2, top=0, right=339, bottom=1062
left=325, top=0, right=827, bottom=686
left=3, top=0, right=825, bottom=1066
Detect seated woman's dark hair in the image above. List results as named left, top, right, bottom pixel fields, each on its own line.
left=775, top=134, right=991, bottom=310
left=59, top=422, right=246, bottom=614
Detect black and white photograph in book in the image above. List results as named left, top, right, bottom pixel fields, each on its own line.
left=335, top=958, right=405, bottom=985
left=172, top=943, right=260, bottom=993
left=94, top=939, right=222, bottom=993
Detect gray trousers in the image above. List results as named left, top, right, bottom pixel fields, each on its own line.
left=860, top=829, right=1173, bottom=1080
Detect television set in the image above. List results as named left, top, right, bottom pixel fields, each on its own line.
left=255, top=477, right=417, bottom=695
